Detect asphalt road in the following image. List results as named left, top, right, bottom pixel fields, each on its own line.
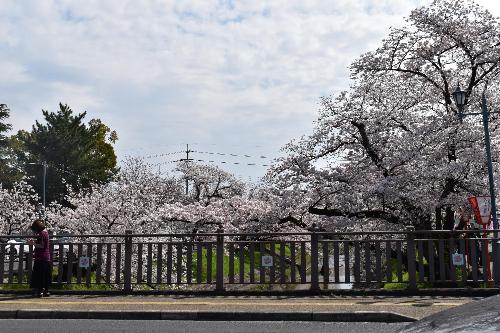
left=0, top=319, right=408, bottom=333
left=401, top=294, right=500, bottom=332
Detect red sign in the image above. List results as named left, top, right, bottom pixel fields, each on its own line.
left=468, top=196, right=492, bottom=225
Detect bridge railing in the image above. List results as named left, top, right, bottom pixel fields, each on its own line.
left=1, top=228, right=499, bottom=292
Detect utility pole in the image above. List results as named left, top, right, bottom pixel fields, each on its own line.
left=179, top=144, right=193, bottom=195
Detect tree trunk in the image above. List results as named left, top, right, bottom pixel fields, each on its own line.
left=435, top=207, right=442, bottom=230
left=444, top=207, right=454, bottom=230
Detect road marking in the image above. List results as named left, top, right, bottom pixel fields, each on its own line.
left=0, top=300, right=468, bottom=307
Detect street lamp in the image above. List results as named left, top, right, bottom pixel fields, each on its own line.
left=452, top=83, right=500, bottom=283
left=452, top=84, right=467, bottom=120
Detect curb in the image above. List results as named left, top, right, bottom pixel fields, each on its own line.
left=0, top=310, right=416, bottom=322
left=0, top=288, right=498, bottom=297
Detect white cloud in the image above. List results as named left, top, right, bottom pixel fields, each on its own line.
left=46, top=82, right=103, bottom=111
left=1, top=0, right=497, bottom=180
left=0, top=62, right=30, bottom=83
left=475, top=0, right=500, bottom=17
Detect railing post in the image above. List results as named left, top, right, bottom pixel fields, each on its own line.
left=406, top=226, right=417, bottom=291
left=310, top=223, right=320, bottom=292
left=123, top=229, right=133, bottom=293
left=216, top=227, right=225, bottom=292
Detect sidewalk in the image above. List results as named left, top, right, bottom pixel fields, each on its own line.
left=0, top=293, right=479, bottom=322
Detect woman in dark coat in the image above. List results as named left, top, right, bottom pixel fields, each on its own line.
left=28, top=219, right=52, bottom=297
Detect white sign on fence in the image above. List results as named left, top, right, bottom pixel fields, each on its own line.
left=79, top=256, right=90, bottom=268
left=261, top=255, right=273, bottom=267
left=452, top=252, right=465, bottom=266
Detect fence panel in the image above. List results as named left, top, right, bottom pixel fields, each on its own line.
left=0, top=245, right=5, bottom=285
left=249, top=243, right=255, bottom=284
left=448, top=238, right=456, bottom=284
left=344, top=241, right=350, bottom=284
left=417, top=240, right=425, bottom=283
left=184, top=242, right=190, bottom=284
left=300, top=242, right=307, bottom=283
left=1, top=230, right=498, bottom=292
left=385, top=241, right=392, bottom=282
left=239, top=243, right=245, bottom=284
left=322, top=241, right=329, bottom=287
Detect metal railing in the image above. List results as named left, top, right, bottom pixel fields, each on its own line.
left=1, top=227, right=499, bottom=292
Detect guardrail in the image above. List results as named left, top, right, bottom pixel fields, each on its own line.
left=1, top=227, right=499, bottom=292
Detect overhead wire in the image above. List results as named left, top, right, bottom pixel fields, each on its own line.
left=191, top=150, right=268, bottom=159
left=143, top=151, right=184, bottom=159
left=151, top=159, right=270, bottom=168
left=26, top=148, right=272, bottom=185
left=191, top=159, right=270, bottom=167
left=143, top=147, right=275, bottom=169
left=45, top=162, right=104, bottom=184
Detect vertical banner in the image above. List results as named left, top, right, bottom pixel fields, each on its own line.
left=468, top=196, right=492, bottom=225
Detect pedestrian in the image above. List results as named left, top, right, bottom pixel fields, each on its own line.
left=27, top=219, right=52, bottom=297
left=453, top=207, right=470, bottom=231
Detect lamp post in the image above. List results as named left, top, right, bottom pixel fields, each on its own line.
left=452, top=84, right=500, bottom=283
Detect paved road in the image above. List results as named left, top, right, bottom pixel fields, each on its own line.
left=401, top=294, right=500, bottom=332
left=0, top=319, right=408, bottom=333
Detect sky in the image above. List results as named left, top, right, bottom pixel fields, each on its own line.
left=1, top=0, right=500, bottom=182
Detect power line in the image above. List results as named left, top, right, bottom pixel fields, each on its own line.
left=45, top=162, right=103, bottom=184
left=136, top=146, right=275, bottom=164
left=191, top=150, right=269, bottom=159
left=28, top=151, right=270, bottom=192
left=191, top=159, right=270, bottom=167
left=143, top=151, right=184, bottom=159
left=137, top=145, right=276, bottom=181
left=151, top=160, right=181, bottom=167
left=151, top=158, right=271, bottom=168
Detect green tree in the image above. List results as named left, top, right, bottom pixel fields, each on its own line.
left=0, top=104, right=23, bottom=188
left=15, top=103, right=118, bottom=204
left=0, top=104, right=11, bottom=148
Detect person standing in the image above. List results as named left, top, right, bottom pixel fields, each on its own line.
left=27, top=219, right=52, bottom=297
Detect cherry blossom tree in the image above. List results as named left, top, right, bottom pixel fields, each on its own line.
left=46, top=158, right=270, bottom=234
left=43, top=158, right=281, bottom=285
left=351, top=0, right=500, bottom=228
left=177, top=162, right=245, bottom=206
left=46, top=157, right=182, bottom=234
left=0, top=180, right=39, bottom=235
left=268, top=0, right=500, bottom=231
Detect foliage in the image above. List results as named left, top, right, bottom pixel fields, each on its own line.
left=14, top=103, right=118, bottom=205
left=0, top=104, right=11, bottom=148
left=0, top=104, right=23, bottom=188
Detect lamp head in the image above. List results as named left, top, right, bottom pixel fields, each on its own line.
left=452, top=83, right=466, bottom=119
